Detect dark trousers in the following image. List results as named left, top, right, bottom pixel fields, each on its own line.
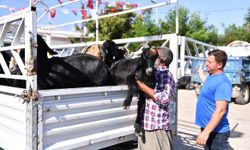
left=201, top=128, right=230, bottom=150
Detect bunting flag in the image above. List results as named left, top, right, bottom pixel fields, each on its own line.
left=151, top=0, right=156, bottom=4
left=90, top=9, right=97, bottom=18
left=50, top=9, right=56, bottom=18
left=87, top=0, right=94, bottom=9
left=0, top=1, right=140, bottom=16
left=81, top=2, right=87, bottom=18
left=101, top=9, right=106, bottom=14
left=9, top=7, right=15, bottom=13
left=57, top=0, right=63, bottom=4
left=81, top=0, right=84, bottom=5
left=71, top=9, right=78, bottom=15
left=81, top=9, right=88, bottom=19
left=19, top=7, right=24, bottom=11
left=116, top=2, right=123, bottom=9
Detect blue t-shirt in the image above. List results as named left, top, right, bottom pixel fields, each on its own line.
left=195, top=73, right=232, bottom=133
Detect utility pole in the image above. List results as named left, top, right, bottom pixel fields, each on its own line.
left=176, top=0, right=179, bottom=34
left=95, top=0, right=99, bottom=42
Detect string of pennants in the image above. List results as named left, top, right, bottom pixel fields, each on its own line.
left=0, top=0, right=140, bottom=19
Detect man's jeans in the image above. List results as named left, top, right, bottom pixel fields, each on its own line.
left=202, top=129, right=230, bottom=150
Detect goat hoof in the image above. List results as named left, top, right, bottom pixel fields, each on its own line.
left=135, top=132, right=143, bottom=137
left=123, top=105, right=130, bottom=110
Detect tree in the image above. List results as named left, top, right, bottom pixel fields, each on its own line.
left=221, top=24, right=249, bottom=44
left=219, top=7, right=250, bottom=44
left=85, top=13, right=136, bottom=41
left=131, top=9, right=161, bottom=37
left=243, top=7, right=250, bottom=42
left=160, top=6, right=189, bottom=35
left=160, top=6, right=219, bottom=45
left=244, top=7, right=250, bottom=24
left=186, top=13, right=219, bottom=45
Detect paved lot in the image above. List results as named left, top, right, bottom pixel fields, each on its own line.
left=105, top=89, right=250, bottom=150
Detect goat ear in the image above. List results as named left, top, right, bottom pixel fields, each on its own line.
left=48, top=50, right=58, bottom=55
left=142, top=43, right=150, bottom=52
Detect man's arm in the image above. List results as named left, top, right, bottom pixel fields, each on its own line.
left=136, top=78, right=176, bottom=105
left=136, top=80, right=155, bottom=101
left=196, top=100, right=228, bottom=145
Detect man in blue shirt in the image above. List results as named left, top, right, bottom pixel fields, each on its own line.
left=195, top=49, right=232, bottom=150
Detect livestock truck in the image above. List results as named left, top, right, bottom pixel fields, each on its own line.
left=0, top=7, right=178, bottom=150
left=191, top=56, right=250, bottom=105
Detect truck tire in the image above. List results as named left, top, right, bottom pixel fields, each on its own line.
left=235, top=84, right=249, bottom=105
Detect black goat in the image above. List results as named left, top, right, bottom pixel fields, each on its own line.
left=38, top=53, right=113, bottom=89
left=83, top=40, right=127, bottom=67
left=101, top=40, right=127, bottom=67
left=7, top=34, right=113, bottom=89
left=109, top=46, right=158, bottom=134
left=1, top=34, right=58, bottom=88
left=36, top=35, right=113, bottom=89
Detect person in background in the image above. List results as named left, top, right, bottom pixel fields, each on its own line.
left=136, top=47, right=176, bottom=150
left=195, top=49, right=232, bottom=150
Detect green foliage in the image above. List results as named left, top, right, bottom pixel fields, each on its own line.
left=132, top=11, right=161, bottom=37
left=244, top=7, right=250, bottom=24
left=78, top=5, right=249, bottom=47
left=186, top=13, right=219, bottom=45
left=220, top=24, right=250, bottom=44
left=161, top=6, right=189, bottom=35
left=85, top=13, right=136, bottom=41
left=218, top=7, right=250, bottom=44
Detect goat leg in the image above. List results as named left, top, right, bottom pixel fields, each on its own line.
left=123, top=91, right=134, bottom=110
left=134, top=91, right=145, bottom=136
left=123, top=75, right=138, bottom=110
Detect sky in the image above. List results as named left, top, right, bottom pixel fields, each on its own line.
left=0, top=0, right=249, bottom=34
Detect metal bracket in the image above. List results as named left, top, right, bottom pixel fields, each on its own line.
left=20, top=86, right=38, bottom=104
left=26, top=58, right=37, bottom=76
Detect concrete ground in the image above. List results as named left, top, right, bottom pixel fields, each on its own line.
left=104, top=89, right=250, bottom=150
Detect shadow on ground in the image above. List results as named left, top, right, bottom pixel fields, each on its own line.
left=173, top=131, right=203, bottom=150
left=100, top=141, right=137, bottom=150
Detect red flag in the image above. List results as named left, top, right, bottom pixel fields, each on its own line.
left=87, top=0, right=94, bottom=9
left=50, top=9, right=56, bottom=18
left=81, top=9, right=88, bottom=19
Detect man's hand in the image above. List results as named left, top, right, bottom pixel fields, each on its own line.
left=136, top=80, right=155, bottom=100
left=198, top=64, right=207, bottom=83
left=196, top=130, right=209, bottom=146
left=198, top=64, right=204, bottom=74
